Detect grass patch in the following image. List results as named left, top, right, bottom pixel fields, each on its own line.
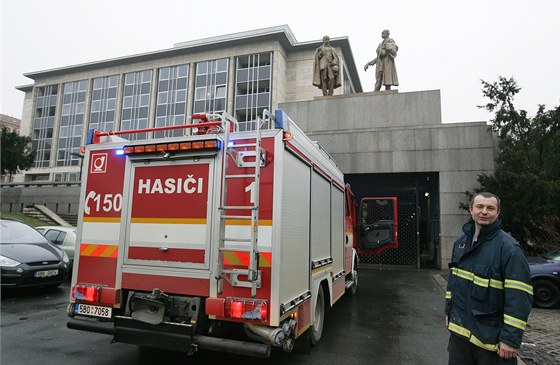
left=0, top=212, right=47, bottom=227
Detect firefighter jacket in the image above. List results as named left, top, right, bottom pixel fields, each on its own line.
left=445, top=219, right=533, bottom=351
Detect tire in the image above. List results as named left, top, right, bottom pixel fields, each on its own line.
left=532, top=279, right=560, bottom=309
left=310, top=285, right=325, bottom=346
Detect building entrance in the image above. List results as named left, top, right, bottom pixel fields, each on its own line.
left=346, top=172, right=440, bottom=268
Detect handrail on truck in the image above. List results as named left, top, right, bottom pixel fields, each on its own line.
left=89, top=113, right=239, bottom=144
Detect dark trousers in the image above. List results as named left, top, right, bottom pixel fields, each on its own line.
left=448, top=334, right=517, bottom=365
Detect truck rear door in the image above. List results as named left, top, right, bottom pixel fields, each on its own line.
left=121, top=157, right=216, bottom=296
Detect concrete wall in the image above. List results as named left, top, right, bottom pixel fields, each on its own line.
left=280, top=90, right=497, bottom=268
left=1, top=183, right=81, bottom=215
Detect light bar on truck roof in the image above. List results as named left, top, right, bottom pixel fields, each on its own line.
left=123, top=139, right=221, bottom=156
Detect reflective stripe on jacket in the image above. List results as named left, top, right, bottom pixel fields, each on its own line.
left=445, top=219, right=533, bottom=351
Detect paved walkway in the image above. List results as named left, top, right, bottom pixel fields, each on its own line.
left=433, top=272, right=560, bottom=365
left=520, top=307, right=560, bottom=365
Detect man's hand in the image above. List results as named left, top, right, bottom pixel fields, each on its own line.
left=445, top=315, right=448, bottom=327
left=498, top=342, right=518, bottom=360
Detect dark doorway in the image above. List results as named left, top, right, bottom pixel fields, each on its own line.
left=346, top=172, right=440, bottom=268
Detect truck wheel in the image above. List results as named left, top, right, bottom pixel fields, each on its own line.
left=533, top=279, right=560, bottom=309
left=310, top=285, right=325, bottom=346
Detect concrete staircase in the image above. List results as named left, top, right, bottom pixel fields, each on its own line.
left=22, top=205, right=74, bottom=227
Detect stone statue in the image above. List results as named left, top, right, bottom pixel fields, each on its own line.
left=313, top=35, right=342, bottom=96
left=364, top=29, right=399, bottom=91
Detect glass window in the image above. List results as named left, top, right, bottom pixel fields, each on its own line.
left=216, top=86, right=226, bottom=98
left=153, top=64, right=189, bottom=138
left=125, top=73, right=135, bottom=85
left=197, top=62, right=208, bottom=74
left=177, top=65, right=188, bottom=77
left=195, top=87, right=207, bottom=100
left=158, top=92, right=168, bottom=104
left=216, top=59, right=228, bottom=72
left=109, top=75, right=118, bottom=87
left=159, top=67, right=170, bottom=80
left=193, top=58, right=228, bottom=115
left=159, top=80, right=169, bottom=91
left=121, top=70, right=152, bottom=140
left=234, top=52, right=272, bottom=125
left=216, top=72, right=227, bottom=85
left=89, top=75, right=119, bottom=132
left=93, top=78, right=103, bottom=89
left=32, top=84, right=58, bottom=168
left=176, top=89, right=186, bottom=102
left=57, top=80, right=88, bottom=167
left=177, top=77, right=187, bottom=90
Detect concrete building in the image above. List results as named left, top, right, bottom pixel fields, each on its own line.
left=7, top=25, right=497, bottom=269
left=0, top=113, right=21, bottom=133
left=15, top=25, right=360, bottom=183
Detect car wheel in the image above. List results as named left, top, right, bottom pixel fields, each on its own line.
left=310, top=285, right=325, bottom=346
left=532, top=279, right=560, bottom=309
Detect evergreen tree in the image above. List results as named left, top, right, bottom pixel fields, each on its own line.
left=466, top=77, right=560, bottom=253
left=1, top=126, right=35, bottom=179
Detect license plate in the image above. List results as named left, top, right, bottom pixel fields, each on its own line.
left=75, top=304, right=112, bottom=318
left=34, top=269, right=58, bottom=278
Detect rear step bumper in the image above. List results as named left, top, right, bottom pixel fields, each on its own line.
left=67, top=317, right=271, bottom=358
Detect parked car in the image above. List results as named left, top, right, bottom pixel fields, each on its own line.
left=528, top=247, right=560, bottom=309
left=35, top=226, right=77, bottom=265
left=0, top=218, right=70, bottom=289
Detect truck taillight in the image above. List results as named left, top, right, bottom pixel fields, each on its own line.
left=72, top=284, right=101, bottom=303
left=224, top=298, right=268, bottom=322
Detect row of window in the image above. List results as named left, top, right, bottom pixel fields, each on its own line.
left=31, top=53, right=273, bottom=174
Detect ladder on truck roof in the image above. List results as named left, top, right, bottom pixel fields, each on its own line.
left=217, top=112, right=268, bottom=298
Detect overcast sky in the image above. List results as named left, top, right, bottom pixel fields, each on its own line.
left=1, top=0, right=559, bottom=124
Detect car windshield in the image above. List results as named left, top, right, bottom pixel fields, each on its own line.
left=0, top=220, right=50, bottom=244
left=543, top=247, right=560, bottom=261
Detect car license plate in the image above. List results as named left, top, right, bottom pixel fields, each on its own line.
left=75, top=304, right=112, bottom=318
left=34, top=269, right=58, bottom=278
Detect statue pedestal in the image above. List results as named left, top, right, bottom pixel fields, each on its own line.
left=373, top=89, right=398, bottom=96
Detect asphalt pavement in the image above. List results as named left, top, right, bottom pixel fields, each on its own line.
left=2, top=268, right=556, bottom=364
left=2, top=267, right=450, bottom=365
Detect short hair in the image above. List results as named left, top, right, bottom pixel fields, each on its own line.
left=470, top=192, right=501, bottom=211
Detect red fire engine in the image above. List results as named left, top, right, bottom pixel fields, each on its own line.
left=67, top=109, right=394, bottom=357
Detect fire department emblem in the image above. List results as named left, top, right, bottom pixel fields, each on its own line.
left=90, top=153, right=108, bottom=173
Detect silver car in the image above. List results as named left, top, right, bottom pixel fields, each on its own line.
left=35, top=226, right=77, bottom=266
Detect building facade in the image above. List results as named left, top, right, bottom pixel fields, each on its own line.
left=9, top=25, right=497, bottom=269
left=16, top=25, right=361, bottom=182
left=0, top=113, right=21, bottom=133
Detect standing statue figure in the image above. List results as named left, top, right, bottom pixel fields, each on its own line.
left=313, top=35, right=341, bottom=96
left=364, top=29, right=399, bottom=91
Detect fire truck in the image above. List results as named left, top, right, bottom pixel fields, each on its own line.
left=67, top=109, right=400, bottom=357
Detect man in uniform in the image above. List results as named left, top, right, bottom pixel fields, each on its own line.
left=445, top=192, right=533, bottom=364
